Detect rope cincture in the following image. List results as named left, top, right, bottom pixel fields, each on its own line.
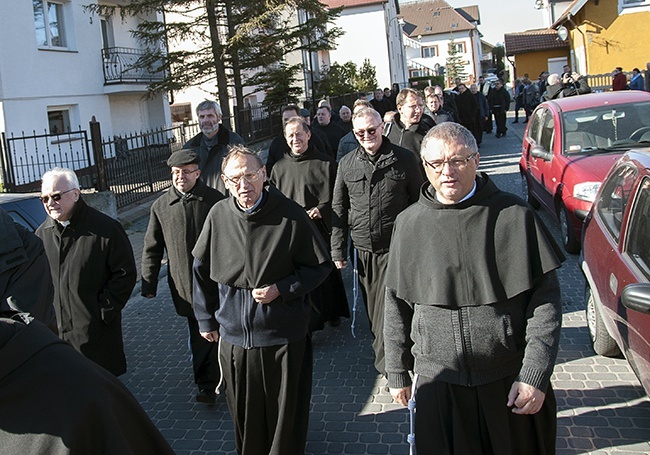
left=215, top=336, right=224, bottom=395
left=351, top=248, right=359, bottom=338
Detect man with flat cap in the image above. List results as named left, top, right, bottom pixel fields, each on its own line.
left=141, top=149, right=225, bottom=403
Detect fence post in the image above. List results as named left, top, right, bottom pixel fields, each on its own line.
left=89, top=116, right=108, bottom=191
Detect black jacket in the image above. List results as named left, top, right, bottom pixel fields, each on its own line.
left=384, top=112, right=435, bottom=159
left=265, top=126, right=329, bottom=174
left=141, top=179, right=224, bottom=317
left=0, top=315, right=174, bottom=454
left=36, top=199, right=137, bottom=376
left=331, top=138, right=423, bottom=260
left=0, top=208, right=56, bottom=332
left=183, top=125, right=244, bottom=192
left=192, top=187, right=331, bottom=349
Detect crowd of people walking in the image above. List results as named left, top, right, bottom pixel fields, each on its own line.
left=5, top=61, right=650, bottom=453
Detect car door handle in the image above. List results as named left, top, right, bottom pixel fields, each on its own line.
left=609, top=273, right=618, bottom=296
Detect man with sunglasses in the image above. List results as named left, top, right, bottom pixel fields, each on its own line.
left=384, top=123, right=564, bottom=454
left=36, top=167, right=136, bottom=376
left=331, top=107, right=423, bottom=377
left=141, top=150, right=224, bottom=403
left=192, top=146, right=331, bottom=455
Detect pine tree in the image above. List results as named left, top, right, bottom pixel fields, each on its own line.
left=84, top=0, right=342, bottom=120
left=445, top=35, right=468, bottom=84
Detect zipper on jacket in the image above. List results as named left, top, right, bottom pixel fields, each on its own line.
left=241, top=291, right=254, bottom=350
left=456, top=307, right=473, bottom=386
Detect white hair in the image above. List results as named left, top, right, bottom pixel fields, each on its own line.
left=42, top=167, right=80, bottom=190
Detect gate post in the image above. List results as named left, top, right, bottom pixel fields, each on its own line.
left=89, top=116, right=108, bottom=191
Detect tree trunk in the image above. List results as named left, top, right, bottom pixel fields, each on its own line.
left=206, top=0, right=231, bottom=121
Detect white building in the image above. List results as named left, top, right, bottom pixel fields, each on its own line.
left=0, top=0, right=171, bottom=176
left=399, top=0, right=483, bottom=86
left=322, top=0, right=409, bottom=89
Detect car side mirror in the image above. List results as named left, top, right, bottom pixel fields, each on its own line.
left=621, top=283, right=650, bottom=315
left=531, top=145, right=552, bottom=161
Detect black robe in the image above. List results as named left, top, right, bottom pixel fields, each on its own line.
left=0, top=315, right=174, bottom=455
left=269, top=147, right=350, bottom=327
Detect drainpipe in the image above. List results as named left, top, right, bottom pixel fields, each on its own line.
left=566, top=13, right=588, bottom=73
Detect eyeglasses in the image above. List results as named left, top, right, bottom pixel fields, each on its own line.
left=423, top=153, right=477, bottom=172
left=171, top=168, right=199, bottom=177
left=40, top=188, right=75, bottom=204
left=354, top=124, right=383, bottom=138
left=223, top=168, right=263, bottom=186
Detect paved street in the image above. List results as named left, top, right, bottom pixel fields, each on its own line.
left=119, top=114, right=650, bottom=455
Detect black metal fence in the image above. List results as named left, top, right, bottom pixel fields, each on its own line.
left=0, top=94, right=366, bottom=206
left=0, top=129, right=94, bottom=192
left=101, top=123, right=200, bottom=207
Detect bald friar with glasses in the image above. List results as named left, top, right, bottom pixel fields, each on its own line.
left=192, top=145, right=331, bottom=455
left=331, top=107, right=423, bottom=378
left=384, top=122, right=565, bottom=454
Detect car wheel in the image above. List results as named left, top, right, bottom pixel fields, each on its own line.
left=520, top=173, right=540, bottom=209
left=559, top=204, right=580, bottom=254
left=585, top=286, right=621, bottom=357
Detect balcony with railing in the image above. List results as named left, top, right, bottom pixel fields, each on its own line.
left=102, top=47, right=164, bottom=86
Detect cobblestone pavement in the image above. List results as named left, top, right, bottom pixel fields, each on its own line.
left=119, top=114, right=650, bottom=454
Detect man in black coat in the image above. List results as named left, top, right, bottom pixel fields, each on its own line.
left=313, top=105, right=346, bottom=156
left=265, top=104, right=329, bottom=174
left=332, top=107, right=423, bottom=375
left=490, top=79, right=511, bottom=138
left=384, top=88, right=435, bottom=163
left=0, top=207, right=56, bottom=332
left=385, top=122, right=564, bottom=455
left=36, top=168, right=137, bottom=376
left=269, top=117, right=350, bottom=332
left=141, top=149, right=224, bottom=403
left=0, top=311, right=174, bottom=455
left=193, top=146, right=331, bottom=455
left=183, top=100, right=244, bottom=193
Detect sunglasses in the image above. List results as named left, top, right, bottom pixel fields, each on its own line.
left=40, top=188, right=75, bottom=204
left=354, top=124, right=382, bottom=138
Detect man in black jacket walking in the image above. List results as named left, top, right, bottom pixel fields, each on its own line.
left=36, top=167, right=137, bottom=376
left=332, top=107, right=423, bottom=375
left=141, top=149, right=224, bottom=403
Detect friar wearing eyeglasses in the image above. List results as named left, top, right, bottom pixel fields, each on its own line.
left=140, top=149, right=224, bottom=404
left=192, top=145, right=331, bottom=455
left=384, top=123, right=565, bottom=454
left=36, top=167, right=136, bottom=376
left=331, top=107, right=423, bottom=377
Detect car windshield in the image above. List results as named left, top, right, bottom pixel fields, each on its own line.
left=562, top=101, right=650, bottom=154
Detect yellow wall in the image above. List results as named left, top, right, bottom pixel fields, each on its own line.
left=513, top=49, right=570, bottom=80
left=573, top=1, right=650, bottom=74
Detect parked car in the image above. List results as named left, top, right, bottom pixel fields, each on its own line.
left=519, top=91, right=650, bottom=253
left=581, top=149, right=650, bottom=396
left=0, top=192, right=47, bottom=231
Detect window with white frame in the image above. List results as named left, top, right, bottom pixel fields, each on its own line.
left=422, top=46, right=438, bottom=58
left=620, top=0, right=650, bottom=10
left=33, top=0, right=68, bottom=48
left=410, top=69, right=425, bottom=78
left=449, top=42, right=465, bottom=54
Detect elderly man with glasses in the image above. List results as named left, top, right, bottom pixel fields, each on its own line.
left=331, top=107, right=423, bottom=377
left=140, top=149, right=224, bottom=404
left=192, top=145, right=331, bottom=455
left=36, top=167, right=136, bottom=376
left=384, top=122, right=564, bottom=454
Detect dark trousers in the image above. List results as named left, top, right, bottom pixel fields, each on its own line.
left=415, top=374, right=557, bottom=455
left=187, top=316, right=218, bottom=390
left=356, top=249, right=388, bottom=375
left=494, top=110, right=507, bottom=135
left=484, top=113, right=493, bottom=133
left=220, top=337, right=313, bottom=455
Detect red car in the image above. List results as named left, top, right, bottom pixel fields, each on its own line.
left=520, top=91, right=650, bottom=253
left=582, top=149, right=650, bottom=396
